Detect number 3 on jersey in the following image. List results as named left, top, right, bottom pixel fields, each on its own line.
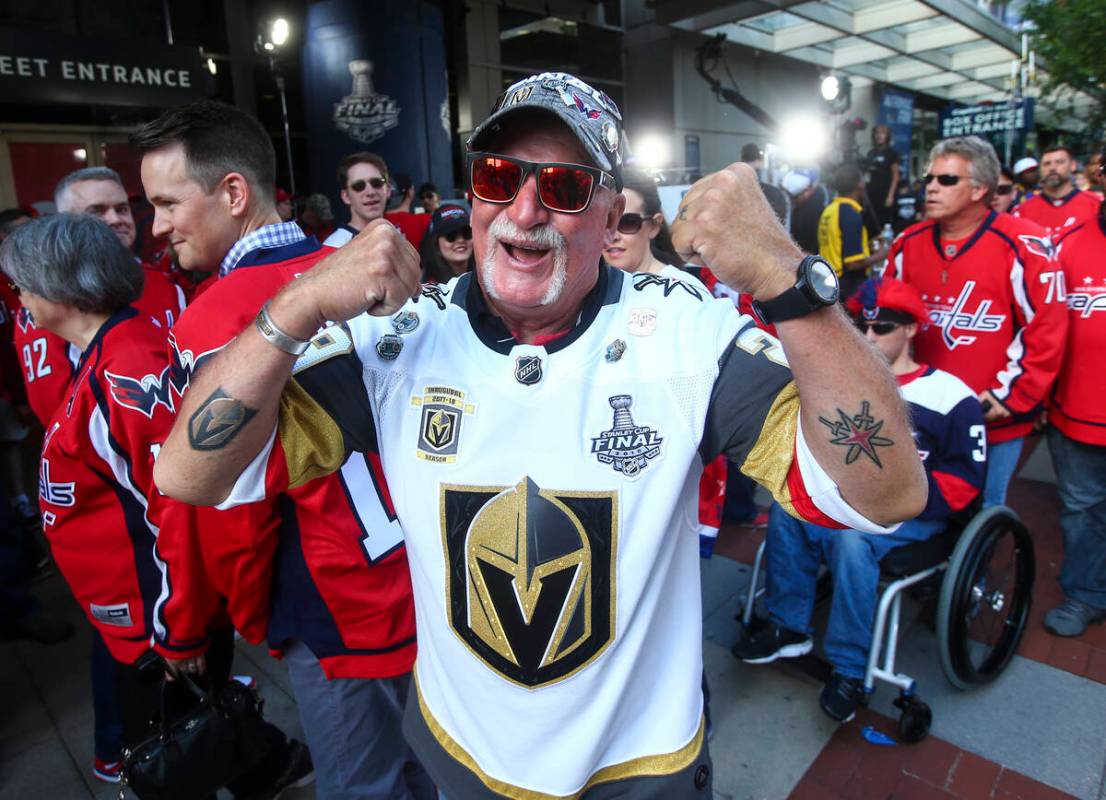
left=22, top=338, right=52, bottom=383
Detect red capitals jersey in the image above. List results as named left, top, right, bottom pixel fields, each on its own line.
left=40, top=308, right=173, bottom=664
left=884, top=211, right=1068, bottom=443
left=1014, top=188, right=1101, bottom=237
left=1051, top=218, right=1106, bottom=445
left=12, top=267, right=185, bottom=427
left=156, top=238, right=417, bottom=678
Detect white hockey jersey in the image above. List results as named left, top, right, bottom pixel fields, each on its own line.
left=224, top=265, right=891, bottom=796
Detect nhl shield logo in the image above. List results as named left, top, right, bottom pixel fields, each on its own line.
left=440, top=477, right=618, bottom=688
left=334, top=60, right=401, bottom=145
left=412, top=386, right=475, bottom=463
left=514, top=355, right=543, bottom=385
left=590, top=395, right=663, bottom=478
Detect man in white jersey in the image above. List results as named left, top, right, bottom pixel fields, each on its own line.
left=155, top=72, right=928, bottom=798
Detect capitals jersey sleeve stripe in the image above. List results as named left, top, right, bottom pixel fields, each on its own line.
left=987, top=230, right=1068, bottom=412
left=87, top=378, right=164, bottom=642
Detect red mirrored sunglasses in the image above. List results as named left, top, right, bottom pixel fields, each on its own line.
left=468, top=153, right=617, bottom=214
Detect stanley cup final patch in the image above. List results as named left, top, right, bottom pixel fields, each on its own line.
left=411, top=386, right=476, bottom=463
left=590, top=395, right=663, bottom=478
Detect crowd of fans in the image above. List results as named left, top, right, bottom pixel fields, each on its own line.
left=0, top=70, right=1102, bottom=800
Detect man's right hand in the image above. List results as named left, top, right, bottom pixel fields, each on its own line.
left=270, top=219, right=423, bottom=341
left=165, top=653, right=206, bottom=680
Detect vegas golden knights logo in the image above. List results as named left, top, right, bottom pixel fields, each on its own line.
left=440, top=478, right=618, bottom=688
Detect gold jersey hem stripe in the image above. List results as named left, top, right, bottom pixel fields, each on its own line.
left=740, top=380, right=801, bottom=517
left=414, top=673, right=705, bottom=799
left=279, top=378, right=346, bottom=490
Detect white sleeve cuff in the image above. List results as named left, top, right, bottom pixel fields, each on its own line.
left=214, top=427, right=277, bottom=511
left=796, top=415, right=901, bottom=535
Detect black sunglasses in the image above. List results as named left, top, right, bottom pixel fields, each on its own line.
left=995, top=184, right=1015, bottom=196
left=348, top=177, right=387, bottom=192
left=617, top=213, right=656, bottom=234
left=443, top=226, right=472, bottom=243
left=924, top=173, right=967, bottom=187
left=856, top=320, right=900, bottom=336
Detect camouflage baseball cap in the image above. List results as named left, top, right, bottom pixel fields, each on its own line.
left=468, top=72, right=626, bottom=191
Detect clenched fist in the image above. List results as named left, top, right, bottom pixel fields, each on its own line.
left=670, top=163, right=802, bottom=300
left=269, top=219, right=422, bottom=340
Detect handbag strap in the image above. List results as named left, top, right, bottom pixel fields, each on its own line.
left=156, top=672, right=215, bottom=738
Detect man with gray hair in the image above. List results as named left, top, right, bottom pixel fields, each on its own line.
left=884, top=135, right=1068, bottom=506
left=55, top=167, right=138, bottom=249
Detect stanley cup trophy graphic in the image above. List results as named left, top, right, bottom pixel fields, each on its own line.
left=333, top=59, right=400, bottom=145
left=590, top=395, right=663, bottom=477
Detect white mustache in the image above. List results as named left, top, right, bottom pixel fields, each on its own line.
left=488, top=215, right=566, bottom=251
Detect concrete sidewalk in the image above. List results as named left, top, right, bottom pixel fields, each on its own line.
left=3, top=439, right=1104, bottom=799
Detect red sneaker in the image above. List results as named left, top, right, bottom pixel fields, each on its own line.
left=93, top=758, right=122, bottom=784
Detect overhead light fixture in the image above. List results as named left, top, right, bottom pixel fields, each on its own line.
left=206, top=57, right=217, bottom=76
left=633, top=132, right=670, bottom=170
left=270, top=18, right=290, bottom=47
left=820, top=75, right=840, bottom=102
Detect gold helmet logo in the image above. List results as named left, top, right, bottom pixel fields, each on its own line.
left=441, top=478, right=618, bottom=687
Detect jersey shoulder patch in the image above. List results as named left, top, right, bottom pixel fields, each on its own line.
left=631, top=272, right=704, bottom=302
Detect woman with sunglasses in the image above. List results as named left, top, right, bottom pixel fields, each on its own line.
left=991, top=166, right=1019, bottom=214
left=420, top=204, right=475, bottom=283
left=602, top=167, right=682, bottom=276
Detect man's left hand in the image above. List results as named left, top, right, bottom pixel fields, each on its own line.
left=671, top=163, right=801, bottom=301
left=978, top=389, right=1011, bottom=422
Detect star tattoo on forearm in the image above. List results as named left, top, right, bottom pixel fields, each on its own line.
left=818, top=401, right=894, bottom=467
left=187, top=388, right=258, bottom=451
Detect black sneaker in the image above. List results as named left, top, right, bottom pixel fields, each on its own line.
left=731, top=622, right=813, bottom=664
left=819, top=672, right=864, bottom=723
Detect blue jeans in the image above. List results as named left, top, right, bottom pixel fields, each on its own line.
left=764, top=504, right=945, bottom=679
left=983, top=437, right=1024, bottom=508
left=1047, top=428, right=1106, bottom=609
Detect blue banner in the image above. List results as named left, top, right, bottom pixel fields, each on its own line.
left=878, top=88, right=914, bottom=182
left=301, top=0, right=453, bottom=211
left=938, top=99, right=1034, bottom=138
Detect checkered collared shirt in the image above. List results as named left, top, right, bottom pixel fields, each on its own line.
left=219, top=221, right=307, bottom=278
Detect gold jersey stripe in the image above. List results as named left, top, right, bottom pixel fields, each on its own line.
left=414, top=673, right=705, bottom=799
left=739, top=380, right=802, bottom=517
left=279, top=378, right=346, bottom=490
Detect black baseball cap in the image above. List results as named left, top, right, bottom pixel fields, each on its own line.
left=431, top=204, right=470, bottom=237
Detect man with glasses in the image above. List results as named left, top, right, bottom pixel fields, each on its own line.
left=1014, top=145, right=1102, bottom=235
left=734, top=276, right=985, bottom=722
left=991, top=166, right=1020, bottom=214
left=325, top=151, right=392, bottom=248
left=155, top=71, right=927, bottom=798
left=884, top=136, right=1068, bottom=508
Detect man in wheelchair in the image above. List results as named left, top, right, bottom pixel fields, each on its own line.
left=733, top=277, right=987, bottom=722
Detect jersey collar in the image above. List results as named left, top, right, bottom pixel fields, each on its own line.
left=1045, top=187, right=1081, bottom=207
left=931, top=209, right=995, bottom=261
left=75, top=306, right=140, bottom=373
left=452, top=263, right=625, bottom=355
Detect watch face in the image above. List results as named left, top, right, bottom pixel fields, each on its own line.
left=808, top=260, right=840, bottom=303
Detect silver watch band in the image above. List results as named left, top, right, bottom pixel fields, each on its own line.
left=255, top=300, right=311, bottom=356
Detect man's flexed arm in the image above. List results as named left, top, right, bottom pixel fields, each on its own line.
left=672, top=164, right=928, bottom=526
left=154, top=221, right=422, bottom=505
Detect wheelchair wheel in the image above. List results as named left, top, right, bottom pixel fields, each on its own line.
left=937, top=506, right=1035, bottom=689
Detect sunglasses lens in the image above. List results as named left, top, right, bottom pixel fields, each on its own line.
left=471, top=157, right=523, bottom=203
left=538, top=166, right=594, bottom=212
left=349, top=180, right=365, bottom=192
left=445, top=226, right=472, bottom=243
left=996, top=185, right=1014, bottom=195
left=617, top=214, right=644, bottom=234
left=858, top=321, right=897, bottom=335
left=939, top=175, right=960, bottom=186
left=370, top=178, right=386, bottom=189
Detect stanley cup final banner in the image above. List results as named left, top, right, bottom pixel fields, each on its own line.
left=302, top=0, right=452, bottom=209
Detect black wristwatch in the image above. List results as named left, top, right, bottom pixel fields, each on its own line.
left=752, top=255, right=840, bottom=325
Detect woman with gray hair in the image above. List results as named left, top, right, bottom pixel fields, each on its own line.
left=0, top=213, right=182, bottom=755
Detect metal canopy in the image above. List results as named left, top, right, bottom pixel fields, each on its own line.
left=654, top=0, right=1094, bottom=120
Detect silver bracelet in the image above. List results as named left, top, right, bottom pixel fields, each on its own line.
left=255, top=300, right=311, bottom=356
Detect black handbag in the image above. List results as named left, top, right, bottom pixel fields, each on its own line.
left=119, top=673, right=272, bottom=800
